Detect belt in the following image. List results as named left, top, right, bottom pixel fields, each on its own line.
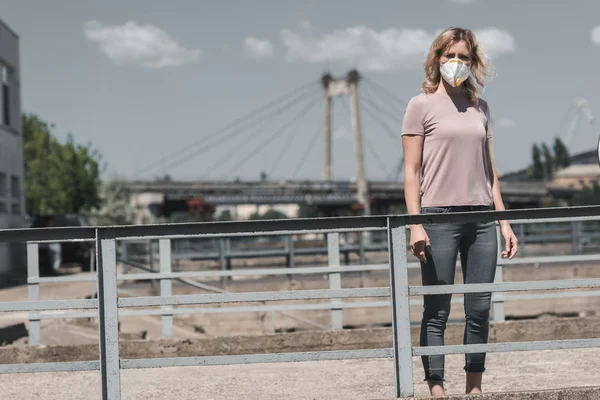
left=421, top=205, right=493, bottom=213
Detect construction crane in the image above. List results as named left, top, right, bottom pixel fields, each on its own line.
left=563, top=98, right=596, bottom=150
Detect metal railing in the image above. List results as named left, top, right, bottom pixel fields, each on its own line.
left=25, top=215, right=600, bottom=344
left=3, top=205, right=600, bottom=399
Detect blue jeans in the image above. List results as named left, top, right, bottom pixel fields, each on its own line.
left=419, top=206, right=498, bottom=382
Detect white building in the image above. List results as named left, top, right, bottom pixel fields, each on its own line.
left=0, top=19, right=25, bottom=277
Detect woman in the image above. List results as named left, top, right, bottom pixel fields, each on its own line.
left=401, top=27, right=518, bottom=397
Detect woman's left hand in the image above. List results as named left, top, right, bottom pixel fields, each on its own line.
left=500, top=223, right=518, bottom=259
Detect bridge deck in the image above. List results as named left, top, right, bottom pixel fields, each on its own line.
left=126, top=179, right=556, bottom=205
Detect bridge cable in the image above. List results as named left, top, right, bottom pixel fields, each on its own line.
left=141, top=87, right=320, bottom=178
left=359, top=99, right=403, bottom=142
left=362, top=76, right=408, bottom=109
left=361, top=87, right=405, bottom=125
left=292, top=125, right=322, bottom=179
left=215, top=110, right=284, bottom=175
left=268, top=118, right=301, bottom=177
left=211, top=96, right=319, bottom=179
left=132, top=80, right=319, bottom=178
left=339, top=98, right=390, bottom=177
left=358, top=96, right=406, bottom=180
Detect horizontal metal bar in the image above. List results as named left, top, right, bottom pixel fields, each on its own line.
left=499, top=254, right=600, bottom=265
left=40, top=301, right=393, bottom=320
left=0, top=227, right=96, bottom=243
left=0, top=360, right=100, bottom=374
left=0, top=299, right=98, bottom=312
left=120, top=348, right=394, bottom=369
left=120, top=264, right=389, bottom=281
left=409, top=278, right=600, bottom=296
left=413, top=338, right=600, bottom=357
left=27, top=239, right=96, bottom=245
left=509, top=215, right=600, bottom=224
left=38, top=311, right=98, bottom=320
left=31, top=275, right=98, bottom=284
left=29, top=264, right=389, bottom=284
left=107, top=218, right=389, bottom=240
left=504, top=290, right=600, bottom=301
left=114, top=228, right=385, bottom=241
left=391, top=205, right=600, bottom=227
left=118, top=287, right=391, bottom=308
left=4, top=205, right=599, bottom=244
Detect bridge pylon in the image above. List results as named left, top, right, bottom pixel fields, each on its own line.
left=321, top=70, right=371, bottom=218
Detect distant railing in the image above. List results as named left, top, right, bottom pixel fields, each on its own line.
left=3, top=205, right=600, bottom=399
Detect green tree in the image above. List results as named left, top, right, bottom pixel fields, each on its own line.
left=217, top=209, right=233, bottom=221
left=249, top=208, right=288, bottom=220
left=23, top=113, right=104, bottom=215
left=553, top=137, right=570, bottom=168
left=570, top=182, right=600, bottom=206
left=88, top=178, right=148, bottom=225
left=530, top=144, right=544, bottom=180
left=541, top=143, right=554, bottom=179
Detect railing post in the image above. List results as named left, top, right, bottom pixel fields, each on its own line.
left=159, top=239, right=173, bottom=338
left=97, top=231, right=122, bottom=400
left=518, top=223, right=525, bottom=252
left=120, top=241, right=128, bottom=283
left=359, top=232, right=365, bottom=265
left=27, top=242, right=40, bottom=346
left=219, top=238, right=227, bottom=285
left=327, top=232, right=343, bottom=330
left=571, top=221, right=580, bottom=254
left=387, top=217, right=414, bottom=398
left=287, top=235, right=294, bottom=280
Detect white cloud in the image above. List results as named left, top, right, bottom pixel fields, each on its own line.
left=592, top=26, right=600, bottom=45
left=449, top=0, right=477, bottom=3
left=244, top=37, right=274, bottom=59
left=84, top=20, right=202, bottom=68
left=475, top=27, right=516, bottom=59
left=280, top=25, right=515, bottom=72
left=495, top=118, right=516, bottom=129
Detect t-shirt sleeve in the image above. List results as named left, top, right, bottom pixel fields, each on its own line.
left=401, top=96, right=425, bottom=136
left=482, top=100, right=493, bottom=139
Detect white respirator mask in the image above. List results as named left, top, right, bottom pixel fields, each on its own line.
left=440, top=58, right=471, bottom=87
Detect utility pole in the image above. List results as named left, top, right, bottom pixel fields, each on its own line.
left=321, top=70, right=371, bottom=217
left=322, top=73, right=333, bottom=181
left=347, top=69, right=371, bottom=217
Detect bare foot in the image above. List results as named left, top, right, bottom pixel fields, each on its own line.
left=466, top=372, right=483, bottom=394
left=428, top=382, right=446, bottom=397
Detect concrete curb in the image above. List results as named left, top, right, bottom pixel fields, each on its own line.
left=399, top=386, right=600, bottom=399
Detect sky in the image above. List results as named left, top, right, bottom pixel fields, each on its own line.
left=2, top=0, right=600, bottom=182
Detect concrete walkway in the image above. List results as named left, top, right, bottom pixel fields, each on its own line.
left=0, top=347, right=598, bottom=399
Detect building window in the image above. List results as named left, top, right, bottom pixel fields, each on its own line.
left=0, top=202, right=7, bottom=214
left=1, top=63, right=9, bottom=126
left=0, top=173, right=6, bottom=197
left=10, top=202, right=19, bottom=215
left=10, top=175, right=19, bottom=199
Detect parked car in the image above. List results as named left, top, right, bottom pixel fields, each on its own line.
left=29, top=214, right=93, bottom=276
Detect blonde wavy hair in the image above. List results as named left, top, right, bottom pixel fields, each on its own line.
left=422, top=27, right=492, bottom=106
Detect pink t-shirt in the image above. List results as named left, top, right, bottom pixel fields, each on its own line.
left=401, top=92, right=494, bottom=208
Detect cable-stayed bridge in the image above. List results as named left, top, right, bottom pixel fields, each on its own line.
left=127, top=70, right=565, bottom=218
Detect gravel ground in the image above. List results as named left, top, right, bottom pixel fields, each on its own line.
left=0, top=347, right=598, bottom=399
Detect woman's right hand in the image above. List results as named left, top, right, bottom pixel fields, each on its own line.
left=410, top=225, right=431, bottom=263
